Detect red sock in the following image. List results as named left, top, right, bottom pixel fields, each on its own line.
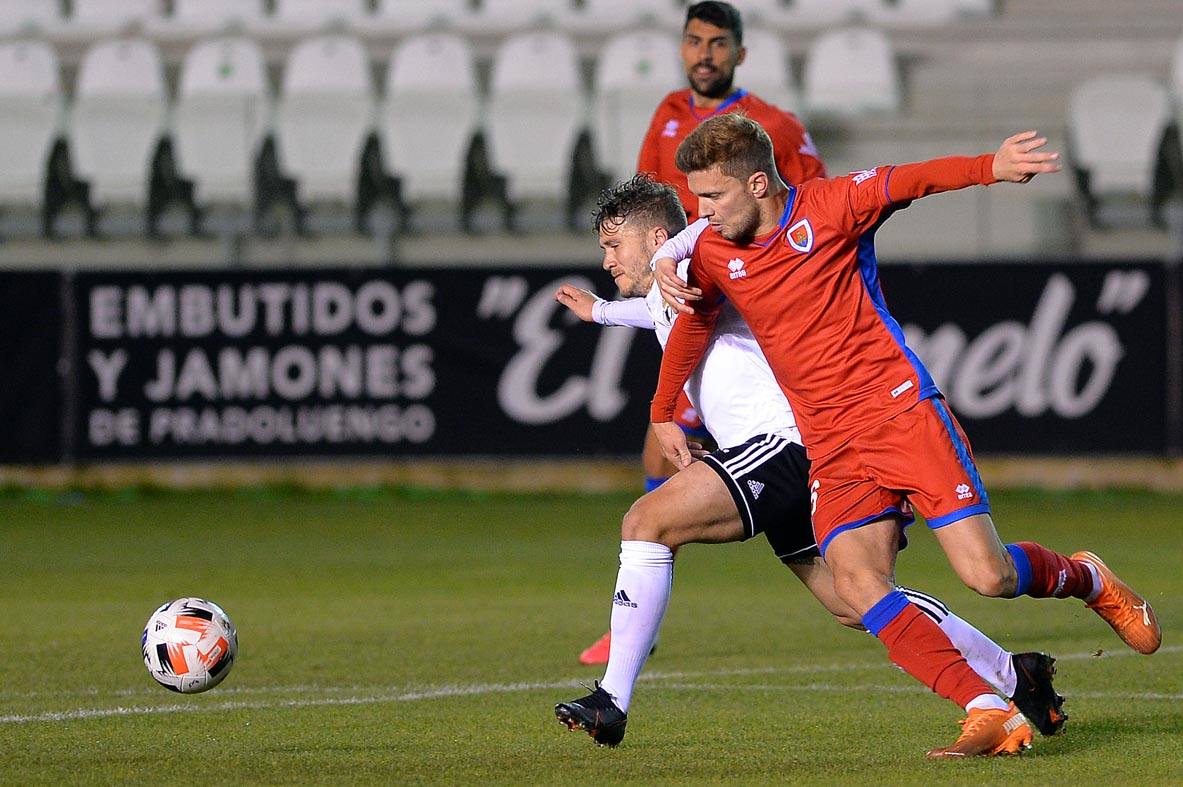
left=877, top=604, right=994, bottom=709
left=1010, top=541, right=1096, bottom=599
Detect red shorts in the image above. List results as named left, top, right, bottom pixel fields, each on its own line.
left=810, top=397, right=991, bottom=556
left=674, top=390, right=709, bottom=438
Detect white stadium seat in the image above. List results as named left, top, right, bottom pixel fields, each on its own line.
left=803, top=27, right=900, bottom=116
left=738, top=29, right=800, bottom=115
left=1068, top=75, right=1170, bottom=200
left=866, top=0, right=960, bottom=27
left=373, top=0, right=473, bottom=34
left=779, top=0, right=877, bottom=29
left=713, top=0, right=784, bottom=23
left=0, top=40, right=62, bottom=208
left=69, top=38, right=167, bottom=208
left=273, top=0, right=369, bottom=27
left=569, top=0, right=683, bottom=34
left=471, top=0, right=572, bottom=34
left=592, top=30, right=681, bottom=182
left=486, top=31, right=585, bottom=203
left=275, top=35, right=375, bottom=204
left=174, top=37, right=270, bottom=207
left=380, top=33, right=479, bottom=205
left=1170, top=34, right=1183, bottom=104
left=0, top=0, right=62, bottom=35
left=171, top=0, right=266, bottom=32
left=70, top=0, right=162, bottom=31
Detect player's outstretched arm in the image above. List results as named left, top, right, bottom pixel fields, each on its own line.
left=556, top=284, right=658, bottom=329
left=992, top=131, right=1061, bottom=183
left=554, top=284, right=598, bottom=322
left=881, top=132, right=1059, bottom=206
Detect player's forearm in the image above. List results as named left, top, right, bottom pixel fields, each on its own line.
left=592, top=297, right=656, bottom=330
left=885, top=154, right=997, bottom=204
left=650, top=315, right=713, bottom=422
left=652, top=218, right=709, bottom=268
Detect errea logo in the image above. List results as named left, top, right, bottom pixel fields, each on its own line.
left=955, top=483, right=973, bottom=500
left=851, top=168, right=878, bottom=186
left=727, top=258, right=747, bottom=279
left=662, top=119, right=679, bottom=138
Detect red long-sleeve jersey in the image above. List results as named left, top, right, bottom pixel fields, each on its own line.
left=637, top=88, right=826, bottom=216
left=651, top=154, right=998, bottom=459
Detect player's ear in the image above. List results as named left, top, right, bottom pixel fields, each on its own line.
left=650, top=225, right=670, bottom=249
left=748, top=170, right=769, bottom=198
left=735, top=45, right=746, bottom=67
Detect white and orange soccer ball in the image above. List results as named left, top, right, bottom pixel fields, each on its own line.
left=141, top=597, right=238, bottom=694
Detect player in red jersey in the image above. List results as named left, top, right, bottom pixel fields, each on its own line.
left=649, top=114, right=1161, bottom=758
left=634, top=0, right=825, bottom=495
left=581, top=0, right=826, bottom=666
left=637, top=1, right=825, bottom=218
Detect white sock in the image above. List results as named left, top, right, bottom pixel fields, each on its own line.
left=598, top=541, right=673, bottom=713
left=966, top=693, right=1010, bottom=712
left=940, top=611, right=1017, bottom=698
left=899, top=587, right=1017, bottom=697
left=1083, top=563, right=1103, bottom=603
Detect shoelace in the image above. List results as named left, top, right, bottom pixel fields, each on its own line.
left=1090, top=588, right=1144, bottom=629
left=1085, top=569, right=1137, bottom=617
left=576, top=681, right=617, bottom=710
left=952, top=709, right=1004, bottom=741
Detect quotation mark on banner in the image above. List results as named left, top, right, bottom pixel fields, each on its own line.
left=1096, top=270, right=1149, bottom=315
left=477, top=274, right=631, bottom=425
left=476, top=276, right=529, bottom=319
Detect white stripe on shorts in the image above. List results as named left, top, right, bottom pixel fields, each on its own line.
left=720, top=434, right=791, bottom=479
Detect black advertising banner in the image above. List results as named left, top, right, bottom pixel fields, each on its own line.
left=0, top=260, right=1169, bottom=463
left=72, top=268, right=661, bottom=459
left=879, top=262, right=1168, bottom=453
left=0, top=272, right=63, bottom=462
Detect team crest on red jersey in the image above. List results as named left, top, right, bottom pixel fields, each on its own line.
left=786, top=218, right=814, bottom=253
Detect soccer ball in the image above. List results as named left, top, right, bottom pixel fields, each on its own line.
left=141, top=597, right=238, bottom=694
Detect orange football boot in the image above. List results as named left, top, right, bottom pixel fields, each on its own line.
left=1072, top=550, right=1161, bottom=655
left=926, top=703, right=1032, bottom=759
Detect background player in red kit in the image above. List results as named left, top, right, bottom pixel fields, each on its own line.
left=580, top=0, right=826, bottom=665
left=650, top=114, right=1161, bottom=758
left=637, top=2, right=824, bottom=218
left=635, top=0, right=824, bottom=495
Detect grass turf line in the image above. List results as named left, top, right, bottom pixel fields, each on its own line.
left=0, top=488, right=1180, bottom=783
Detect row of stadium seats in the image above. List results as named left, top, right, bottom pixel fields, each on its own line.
left=0, top=28, right=906, bottom=239
left=2, top=0, right=997, bottom=40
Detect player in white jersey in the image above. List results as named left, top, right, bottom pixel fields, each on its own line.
left=552, top=174, right=1064, bottom=748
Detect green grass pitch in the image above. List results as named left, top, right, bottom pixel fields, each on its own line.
left=1, top=486, right=1180, bottom=783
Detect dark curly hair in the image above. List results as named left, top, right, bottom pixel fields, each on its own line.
left=685, top=1, right=743, bottom=46
left=592, top=173, right=688, bottom=237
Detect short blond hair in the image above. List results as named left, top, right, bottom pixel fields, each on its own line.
left=674, top=112, right=776, bottom=181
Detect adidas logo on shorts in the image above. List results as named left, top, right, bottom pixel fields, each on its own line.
left=747, top=479, right=765, bottom=499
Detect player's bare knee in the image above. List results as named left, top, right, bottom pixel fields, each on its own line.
left=962, top=559, right=1017, bottom=598
left=830, top=568, right=891, bottom=614
left=621, top=498, right=680, bottom=547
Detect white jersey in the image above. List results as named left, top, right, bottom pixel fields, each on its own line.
left=595, top=219, right=800, bottom=449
